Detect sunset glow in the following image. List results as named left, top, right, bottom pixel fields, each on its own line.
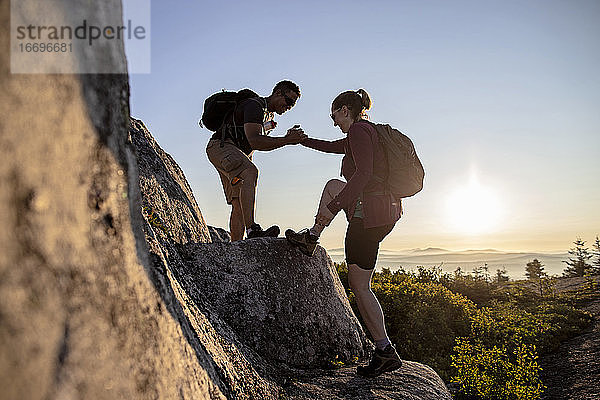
left=445, top=179, right=503, bottom=235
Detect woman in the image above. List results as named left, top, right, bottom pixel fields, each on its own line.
left=286, top=89, right=403, bottom=378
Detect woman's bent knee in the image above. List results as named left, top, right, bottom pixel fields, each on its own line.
left=325, top=178, right=345, bottom=194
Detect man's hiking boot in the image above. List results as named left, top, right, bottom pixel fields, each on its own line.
left=285, top=228, right=319, bottom=256
left=356, top=344, right=402, bottom=378
left=246, top=223, right=280, bottom=239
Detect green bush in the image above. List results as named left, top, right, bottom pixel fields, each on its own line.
left=445, top=270, right=494, bottom=305
left=372, top=279, right=475, bottom=380
left=333, top=263, right=593, bottom=398
left=336, top=263, right=475, bottom=381
left=531, top=302, right=592, bottom=352
left=451, top=337, right=545, bottom=400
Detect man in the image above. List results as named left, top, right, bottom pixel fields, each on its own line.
left=206, top=80, right=306, bottom=241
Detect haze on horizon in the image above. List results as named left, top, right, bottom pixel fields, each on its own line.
left=128, top=0, right=600, bottom=254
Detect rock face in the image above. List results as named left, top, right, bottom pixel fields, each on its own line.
left=208, top=225, right=231, bottom=243
left=178, top=239, right=369, bottom=368
left=129, top=118, right=212, bottom=246
left=0, top=1, right=225, bottom=399
left=0, top=0, right=453, bottom=398
left=286, top=361, right=453, bottom=400
left=129, top=118, right=282, bottom=398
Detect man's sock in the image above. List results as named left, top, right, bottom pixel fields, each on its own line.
left=309, top=223, right=325, bottom=238
left=375, top=337, right=391, bottom=351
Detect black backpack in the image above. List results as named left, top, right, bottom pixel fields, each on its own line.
left=200, top=88, right=259, bottom=132
left=370, top=123, right=425, bottom=198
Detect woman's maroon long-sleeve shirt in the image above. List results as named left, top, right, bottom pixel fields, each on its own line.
left=302, top=120, right=402, bottom=228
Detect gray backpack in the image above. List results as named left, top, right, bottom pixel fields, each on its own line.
left=371, top=123, right=424, bottom=198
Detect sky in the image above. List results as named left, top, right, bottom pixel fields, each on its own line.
left=127, top=0, right=600, bottom=253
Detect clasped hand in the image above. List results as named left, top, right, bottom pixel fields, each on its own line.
left=285, top=124, right=307, bottom=144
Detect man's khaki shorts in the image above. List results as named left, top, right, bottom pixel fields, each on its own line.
left=206, top=139, right=255, bottom=204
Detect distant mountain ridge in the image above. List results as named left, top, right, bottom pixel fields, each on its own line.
left=327, top=248, right=569, bottom=279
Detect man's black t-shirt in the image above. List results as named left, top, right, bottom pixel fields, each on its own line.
left=210, top=97, right=266, bottom=155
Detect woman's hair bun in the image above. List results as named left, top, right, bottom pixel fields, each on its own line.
left=356, top=88, right=372, bottom=111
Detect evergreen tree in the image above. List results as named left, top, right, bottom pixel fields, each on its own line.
left=562, top=238, right=593, bottom=277
left=494, top=268, right=509, bottom=284
left=525, top=259, right=546, bottom=280
left=526, top=259, right=550, bottom=296
left=472, top=264, right=490, bottom=283
left=592, top=236, right=600, bottom=275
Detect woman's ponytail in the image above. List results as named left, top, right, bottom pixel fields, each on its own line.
left=356, top=88, right=372, bottom=111
left=332, top=88, right=373, bottom=121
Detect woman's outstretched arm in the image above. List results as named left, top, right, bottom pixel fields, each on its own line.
left=302, top=137, right=346, bottom=154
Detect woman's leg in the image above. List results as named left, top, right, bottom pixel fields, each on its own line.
left=348, top=259, right=402, bottom=378
left=286, top=179, right=346, bottom=255
left=347, top=263, right=388, bottom=341
left=311, top=178, right=345, bottom=236
left=344, top=218, right=400, bottom=377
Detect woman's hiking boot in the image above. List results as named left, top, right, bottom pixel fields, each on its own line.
left=285, top=228, right=319, bottom=256
left=356, top=344, right=402, bottom=378
left=246, top=223, right=280, bottom=239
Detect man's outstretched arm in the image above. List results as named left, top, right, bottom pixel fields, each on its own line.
left=245, top=123, right=307, bottom=151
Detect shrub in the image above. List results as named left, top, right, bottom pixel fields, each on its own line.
left=333, top=263, right=593, bottom=398
left=335, top=263, right=475, bottom=381
left=372, top=279, right=475, bottom=380
left=445, top=268, right=494, bottom=305
left=451, top=338, right=545, bottom=400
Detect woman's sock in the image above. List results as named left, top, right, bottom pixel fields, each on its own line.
left=375, top=337, right=391, bottom=351
left=309, top=223, right=325, bottom=237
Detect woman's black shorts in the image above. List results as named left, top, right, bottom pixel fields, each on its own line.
left=345, top=218, right=395, bottom=270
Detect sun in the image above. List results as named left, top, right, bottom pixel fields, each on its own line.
left=445, top=179, right=503, bottom=235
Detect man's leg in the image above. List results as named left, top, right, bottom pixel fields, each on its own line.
left=207, top=139, right=265, bottom=239
left=229, top=197, right=245, bottom=242
left=237, top=162, right=259, bottom=232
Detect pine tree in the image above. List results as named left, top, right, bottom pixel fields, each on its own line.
left=562, top=238, right=593, bottom=277
left=526, top=259, right=547, bottom=296
left=494, top=268, right=509, bottom=284
left=525, top=259, right=546, bottom=280
left=472, top=264, right=490, bottom=283
left=592, top=236, right=600, bottom=275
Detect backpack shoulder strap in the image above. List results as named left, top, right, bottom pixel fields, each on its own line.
left=230, top=96, right=265, bottom=126
left=348, top=121, right=391, bottom=195
left=369, top=122, right=391, bottom=186
left=248, top=96, right=267, bottom=109
left=225, top=96, right=265, bottom=145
